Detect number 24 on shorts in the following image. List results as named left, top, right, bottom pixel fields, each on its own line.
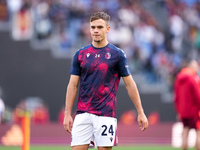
left=101, top=125, right=114, bottom=136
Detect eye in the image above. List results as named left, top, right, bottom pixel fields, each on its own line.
left=91, top=26, right=95, bottom=29
left=97, top=26, right=103, bottom=29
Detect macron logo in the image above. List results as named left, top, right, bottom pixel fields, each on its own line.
left=110, top=137, right=113, bottom=142
left=86, top=53, right=90, bottom=58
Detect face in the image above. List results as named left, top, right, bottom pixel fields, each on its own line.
left=90, top=19, right=110, bottom=43
left=189, top=60, right=199, bottom=73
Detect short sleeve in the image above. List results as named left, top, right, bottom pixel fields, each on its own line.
left=118, top=49, right=131, bottom=77
left=69, top=50, right=81, bottom=76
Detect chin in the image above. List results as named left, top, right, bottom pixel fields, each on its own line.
left=94, top=40, right=101, bottom=42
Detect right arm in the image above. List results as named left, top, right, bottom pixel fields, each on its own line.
left=63, top=75, right=80, bottom=133
left=123, top=75, right=148, bottom=131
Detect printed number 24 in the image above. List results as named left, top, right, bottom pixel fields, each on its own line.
left=101, top=125, right=114, bottom=136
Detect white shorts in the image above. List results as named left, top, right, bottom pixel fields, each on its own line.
left=71, top=113, right=118, bottom=147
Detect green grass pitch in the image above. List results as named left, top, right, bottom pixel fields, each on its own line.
left=0, top=145, right=195, bottom=150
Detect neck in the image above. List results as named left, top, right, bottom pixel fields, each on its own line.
left=92, top=40, right=108, bottom=48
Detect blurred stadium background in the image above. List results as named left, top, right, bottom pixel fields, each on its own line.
left=0, top=0, right=200, bottom=148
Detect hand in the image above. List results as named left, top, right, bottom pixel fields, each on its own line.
left=63, top=114, right=73, bottom=134
left=137, top=113, right=148, bottom=131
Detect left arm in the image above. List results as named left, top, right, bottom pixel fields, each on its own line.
left=123, top=75, right=148, bottom=131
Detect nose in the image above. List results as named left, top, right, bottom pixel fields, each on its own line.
left=94, top=27, right=98, bottom=33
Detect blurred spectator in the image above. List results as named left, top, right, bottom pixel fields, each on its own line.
left=0, top=0, right=8, bottom=22
left=50, top=28, right=72, bottom=58
left=32, top=105, right=49, bottom=124
left=34, top=0, right=52, bottom=40
left=168, top=14, right=184, bottom=53
left=12, top=100, right=26, bottom=124
left=12, top=97, right=50, bottom=124
left=11, top=1, right=33, bottom=40
left=0, top=98, right=5, bottom=124
left=120, top=110, right=137, bottom=125
left=148, top=111, right=160, bottom=125
left=3, top=106, right=13, bottom=124
left=7, top=0, right=22, bottom=13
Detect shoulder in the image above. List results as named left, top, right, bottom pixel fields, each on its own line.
left=108, top=43, right=122, bottom=52
left=108, top=43, right=127, bottom=57
left=79, top=44, right=91, bottom=51
left=74, top=44, right=92, bottom=55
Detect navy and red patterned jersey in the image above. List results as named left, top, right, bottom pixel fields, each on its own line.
left=69, top=43, right=131, bottom=118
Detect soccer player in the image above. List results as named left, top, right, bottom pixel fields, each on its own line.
left=63, top=12, right=148, bottom=150
left=174, top=59, right=200, bottom=150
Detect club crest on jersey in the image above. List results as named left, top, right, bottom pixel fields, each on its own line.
left=105, top=52, right=111, bottom=59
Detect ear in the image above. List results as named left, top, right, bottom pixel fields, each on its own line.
left=106, top=26, right=110, bottom=33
